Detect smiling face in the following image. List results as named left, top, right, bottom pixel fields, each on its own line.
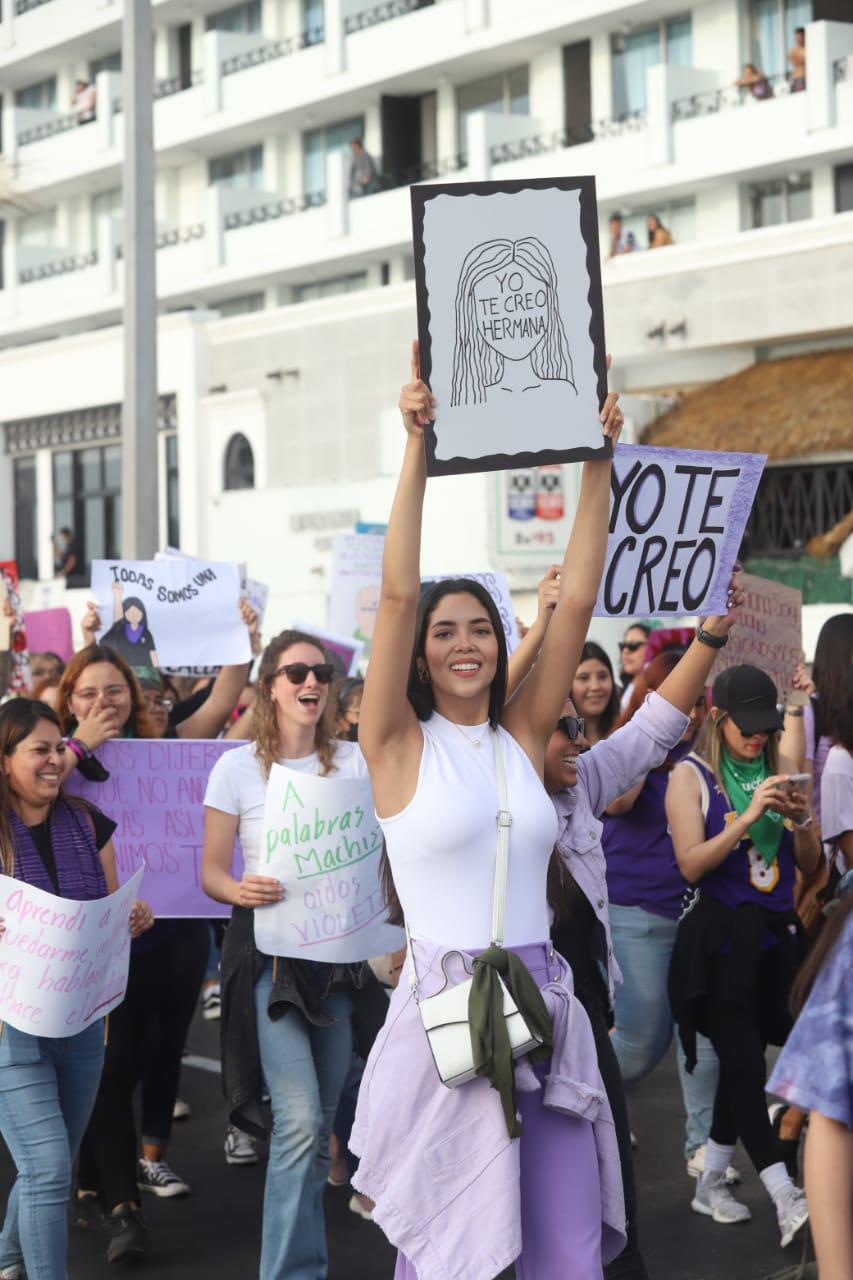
left=2, top=718, right=65, bottom=812
left=269, top=641, right=330, bottom=732
left=544, top=699, right=589, bottom=792
left=69, top=661, right=132, bottom=733
left=473, top=261, right=549, bottom=363
left=718, top=711, right=768, bottom=761
left=421, top=593, right=500, bottom=716
left=571, top=658, right=614, bottom=723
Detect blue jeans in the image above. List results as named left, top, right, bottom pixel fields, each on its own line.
left=0, top=1020, right=104, bottom=1279
left=609, top=904, right=719, bottom=1158
left=255, top=962, right=353, bottom=1280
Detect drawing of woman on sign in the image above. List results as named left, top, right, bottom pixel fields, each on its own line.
left=451, top=237, right=577, bottom=409
left=100, top=582, right=159, bottom=670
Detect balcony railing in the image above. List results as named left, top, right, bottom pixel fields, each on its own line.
left=343, top=0, right=431, bottom=35
left=15, top=0, right=54, bottom=13
left=834, top=55, right=852, bottom=85
left=114, top=224, right=205, bottom=260
left=113, top=70, right=204, bottom=116
left=490, top=113, right=646, bottom=165
left=221, top=27, right=324, bottom=76
left=17, top=111, right=81, bottom=148
left=672, top=74, right=795, bottom=121
left=349, top=153, right=467, bottom=197
left=19, top=250, right=98, bottom=285
left=224, top=191, right=326, bottom=230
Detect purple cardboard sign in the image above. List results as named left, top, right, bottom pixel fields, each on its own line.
left=65, top=739, right=244, bottom=917
left=594, top=444, right=766, bottom=618
left=23, top=608, right=74, bottom=663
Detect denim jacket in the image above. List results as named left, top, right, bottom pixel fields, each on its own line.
left=552, top=692, right=689, bottom=1008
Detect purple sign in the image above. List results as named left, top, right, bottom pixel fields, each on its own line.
left=65, top=739, right=244, bottom=917
left=23, top=608, right=74, bottom=663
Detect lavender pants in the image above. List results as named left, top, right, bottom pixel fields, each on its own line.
left=394, top=950, right=604, bottom=1280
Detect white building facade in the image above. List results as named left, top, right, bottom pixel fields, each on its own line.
left=1, top=0, right=852, bottom=640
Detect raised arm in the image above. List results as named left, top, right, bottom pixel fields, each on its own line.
left=504, top=389, right=622, bottom=754
left=177, top=600, right=258, bottom=740
left=506, top=567, right=560, bottom=700
left=359, top=342, right=433, bottom=808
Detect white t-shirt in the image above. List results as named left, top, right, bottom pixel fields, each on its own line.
left=204, top=740, right=369, bottom=875
left=821, top=744, right=853, bottom=872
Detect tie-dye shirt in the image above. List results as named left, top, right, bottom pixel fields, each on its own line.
left=767, top=911, right=853, bottom=1128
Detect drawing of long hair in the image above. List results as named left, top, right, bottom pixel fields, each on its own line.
left=450, top=237, right=575, bottom=406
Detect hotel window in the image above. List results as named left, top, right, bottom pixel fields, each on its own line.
left=53, top=445, right=122, bottom=579
left=748, top=0, right=812, bottom=81
left=90, top=51, right=122, bottom=79
left=619, top=197, right=696, bottom=249
left=611, top=16, right=692, bottom=116
left=836, top=163, right=853, bottom=214
left=217, top=292, right=265, bottom=317
left=15, top=78, right=57, bottom=111
left=303, top=117, right=364, bottom=195
left=303, top=0, right=324, bottom=39
left=206, top=0, right=262, bottom=33
left=292, top=272, right=368, bottom=303
left=90, top=187, right=122, bottom=242
left=209, top=144, right=264, bottom=190
left=747, top=173, right=811, bottom=228
left=19, top=209, right=57, bottom=249
left=456, top=66, right=529, bottom=151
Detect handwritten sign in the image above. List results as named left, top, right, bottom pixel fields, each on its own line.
left=254, top=766, right=404, bottom=962
left=711, top=573, right=803, bottom=704
left=91, top=558, right=249, bottom=670
left=23, top=608, right=74, bottom=664
left=65, top=740, right=243, bottom=918
left=0, top=867, right=142, bottom=1037
left=595, top=445, right=765, bottom=618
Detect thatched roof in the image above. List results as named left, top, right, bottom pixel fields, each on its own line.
left=641, top=349, right=853, bottom=461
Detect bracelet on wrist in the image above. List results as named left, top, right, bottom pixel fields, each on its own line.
left=784, top=707, right=805, bottom=717
left=791, top=814, right=813, bottom=831
left=64, top=736, right=91, bottom=762
left=696, top=627, right=728, bottom=650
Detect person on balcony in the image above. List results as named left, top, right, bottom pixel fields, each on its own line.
left=789, top=28, right=806, bottom=92
left=608, top=213, right=637, bottom=257
left=71, top=79, right=97, bottom=125
left=735, top=64, right=774, bottom=100
left=647, top=215, right=674, bottom=249
left=348, top=139, right=380, bottom=198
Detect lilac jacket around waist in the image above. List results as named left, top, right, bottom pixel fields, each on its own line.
left=552, top=692, right=690, bottom=1007
left=350, top=938, right=626, bottom=1280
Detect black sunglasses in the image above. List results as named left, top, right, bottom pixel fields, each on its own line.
left=620, top=640, right=645, bottom=652
left=272, top=663, right=335, bottom=686
left=556, top=715, right=586, bottom=740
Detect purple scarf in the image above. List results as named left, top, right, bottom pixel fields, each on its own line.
left=124, top=621, right=145, bottom=644
left=8, top=799, right=108, bottom=900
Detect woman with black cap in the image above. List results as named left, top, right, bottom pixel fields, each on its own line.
left=666, top=664, right=821, bottom=1251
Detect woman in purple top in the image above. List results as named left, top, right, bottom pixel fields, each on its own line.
left=602, top=650, right=723, bottom=1181
left=0, top=699, right=150, bottom=1280
left=667, top=665, right=821, bottom=1251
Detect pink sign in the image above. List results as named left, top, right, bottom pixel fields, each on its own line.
left=65, top=739, right=244, bottom=917
left=23, top=608, right=74, bottom=662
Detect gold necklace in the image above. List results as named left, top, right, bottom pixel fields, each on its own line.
left=448, top=719, right=490, bottom=749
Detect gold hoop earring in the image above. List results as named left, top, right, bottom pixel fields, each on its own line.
left=417, top=666, right=430, bottom=685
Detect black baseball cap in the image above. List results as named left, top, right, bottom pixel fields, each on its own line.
left=711, top=665, right=784, bottom=736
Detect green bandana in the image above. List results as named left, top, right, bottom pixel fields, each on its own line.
left=720, top=748, right=784, bottom=867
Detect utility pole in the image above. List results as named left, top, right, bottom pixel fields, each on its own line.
left=121, top=0, right=159, bottom=559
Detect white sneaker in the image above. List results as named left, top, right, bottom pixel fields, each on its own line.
left=686, top=1144, right=741, bottom=1186
left=691, top=1172, right=752, bottom=1225
left=224, top=1124, right=258, bottom=1166
left=0, top=1265, right=26, bottom=1279
left=172, top=1097, right=191, bottom=1121
left=775, top=1183, right=809, bottom=1249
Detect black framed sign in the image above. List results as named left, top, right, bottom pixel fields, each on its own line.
left=411, top=176, right=610, bottom=478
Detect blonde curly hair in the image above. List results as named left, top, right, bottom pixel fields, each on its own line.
left=253, top=630, right=338, bottom=779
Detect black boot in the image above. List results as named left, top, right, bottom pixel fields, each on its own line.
left=105, top=1205, right=150, bottom=1264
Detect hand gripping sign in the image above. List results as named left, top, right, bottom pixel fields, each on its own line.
left=254, top=765, right=404, bottom=963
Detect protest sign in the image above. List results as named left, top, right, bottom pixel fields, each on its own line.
left=594, top=445, right=765, bottom=618
left=65, top=740, right=243, bottom=917
left=0, top=867, right=143, bottom=1037
left=422, top=572, right=520, bottom=653
left=254, top=766, right=404, bottom=963
left=0, top=562, right=30, bottom=691
left=291, top=622, right=364, bottom=676
left=23, top=608, right=74, bottom=663
left=91, top=558, right=249, bottom=671
left=710, top=573, right=803, bottom=704
left=411, top=177, right=609, bottom=477
left=329, top=533, right=385, bottom=650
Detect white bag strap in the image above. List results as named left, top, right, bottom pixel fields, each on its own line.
left=491, top=729, right=512, bottom=948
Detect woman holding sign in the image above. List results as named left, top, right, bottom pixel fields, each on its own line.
left=667, top=665, right=821, bottom=1250
left=0, top=699, right=151, bottom=1280
left=203, top=629, right=367, bottom=1280
left=351, top=342, right=624, bottom=1279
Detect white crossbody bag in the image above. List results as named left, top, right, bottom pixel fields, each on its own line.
left=406, top=729, right=543, bottom=1089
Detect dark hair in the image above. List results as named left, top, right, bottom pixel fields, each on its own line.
left=0, top=700, right=63, bottom=875
left=794, top=26, right=805, bottom=36
left=647, top=214, right=669, bottom=246
left=407, top=579, right=508, bottom=729
left=380, top=838, right=403, bottom=927
left=835, top=695, right=853, bottom=751
left=574, top=640, right=621, bottom=738
left=36, top=651, right=65, bottom=669
left=790, top=895, right=852, bottom=1018
left=812, top=613, right=853, bottom=740
left=122, top=596, right=149, bottom=628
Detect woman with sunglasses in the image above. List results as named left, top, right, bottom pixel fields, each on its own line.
left=667, top=665, right=821, bottom=1249
left=618, top=624, right=651, bottom=710
left=202, top=630, right=367, bottom=1280
left=350, top=342, right=624, bottom=1279
left=536, top=591, right=742, bottom=1279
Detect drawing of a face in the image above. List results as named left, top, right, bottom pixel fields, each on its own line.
left=473, top=262, right=550, bottom=363
left=125, top=604, right=144, bottom=629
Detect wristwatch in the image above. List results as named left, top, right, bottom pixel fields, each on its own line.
left=696, top=628, right=728, bottom=650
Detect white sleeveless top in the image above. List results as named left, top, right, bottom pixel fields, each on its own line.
left=379, top=713, right=559, bottom=950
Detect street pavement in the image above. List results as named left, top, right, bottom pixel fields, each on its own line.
left=0, top=1014, right=792, bottom=1279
